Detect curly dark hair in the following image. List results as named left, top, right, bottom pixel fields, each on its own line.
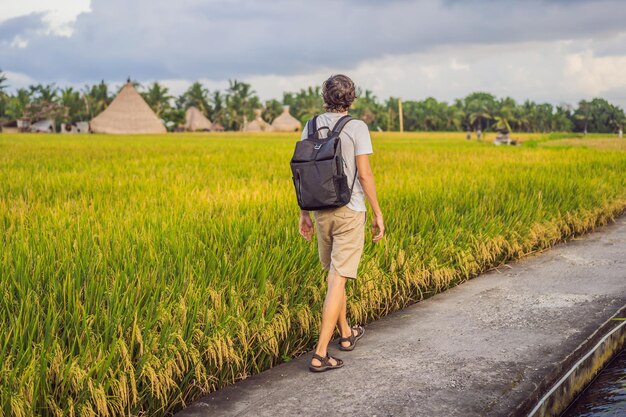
left=322, top=74, right=356, bottom=112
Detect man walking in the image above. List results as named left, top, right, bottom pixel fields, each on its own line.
left=297, top=74, right=384, bottom=372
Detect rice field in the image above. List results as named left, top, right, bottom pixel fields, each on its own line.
left=1, top=132, right=626, bottom=416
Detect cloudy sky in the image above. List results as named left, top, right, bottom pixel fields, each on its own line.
left=1, top=0, right=626, bottom=108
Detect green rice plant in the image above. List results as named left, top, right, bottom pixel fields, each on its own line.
left=0, top=132, right=625, bottom=416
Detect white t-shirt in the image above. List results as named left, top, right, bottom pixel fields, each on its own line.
left=301, top=112, right=373, bottom=212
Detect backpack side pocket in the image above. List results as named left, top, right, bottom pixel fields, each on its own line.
left=292, top=170, right=303, bottom=208
left=333, top=174, right=351, bottom=205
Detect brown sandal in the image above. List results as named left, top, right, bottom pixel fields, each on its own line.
left=309, top=353, right=344, bottom=372
left=338, top=325, right=365, bottom=351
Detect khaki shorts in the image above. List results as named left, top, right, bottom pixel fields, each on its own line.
left=312, top=205, right=366, bottom=279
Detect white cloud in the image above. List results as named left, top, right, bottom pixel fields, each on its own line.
left=4, top=0, right=626, bottom=83
left=0, top=0, right=91, bottom=36
left=3, top=70, right=35, bottom=89
left=155, top=79, right=230, bottom=98
left=233, top=35, right=626, bottom=109
left=2, top=1, right=626, bottom=110
left=564, top=50, right=626, bottom=96
left=450, top=59, right=470, bottom=71
left=157, top=79, right=197, bottom=98
left=9, top=35, right=29, bottom=48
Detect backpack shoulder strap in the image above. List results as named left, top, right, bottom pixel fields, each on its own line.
left=307, top=116, right=318, bottom=138
left=331, top=115, right=353, bottom=136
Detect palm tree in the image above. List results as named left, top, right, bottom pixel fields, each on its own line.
left=384, top=97, right=400, bottom=131
left=292, top=86, right=324, bottom=123
left=400, top=100, right=421, bottom=131
left=25, top=84, right=64, bottom=123
left=225, top=79, right=260, bottom=131
left=29, top=84, right=59, bottom=104
left=440, top=102, right=465, bottom=131
left=453, top=98, right=471, bottom=131
left=262, top=99, right=283, bottom=123
left=5, top=88, right=31, bottom=120
left=494, top=111, right=513, bottom=133
left=141, top=82, right=173, bottom=118
left=282, top=86, right=324, bottom=124
left=575, top=100, right=593, bottom=135
left=607, top=108, right=626, bottom=134
left=511, top=103, right=528, bottom=132
left=552, top=105, right=573, bottom=132
left=464, top=92, right=496, bottom=132
left=469, top=110, right=491, bottom=132
left=209, top=91, right=226, bottom=126
left=0, top=69, right=8, bottom=121
left=520, top=100, right=538, bottom=132
left=494, top=97, right=518, bottom=133
left=0, top=69, right=7, bottom=92
left=180, top=82, right=211, bottom=115
left=352, top=89, right=383, bottom=129
left=469, top=105, right=493, bottom=130
left=533, top=103, right=553, bottom=133
left=60, top=87, right=86, bottom=123
left=83, top=81, right=111, bottom=119
left=420, top=97, right=444, bottom=131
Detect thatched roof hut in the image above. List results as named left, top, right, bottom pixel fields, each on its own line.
left=211, top=122, right=225, bottom=132
left=184, top=107, right=213, bottom=131
left=244, top=109, right=272, bottom=132
left=90, top=82, right=166, bottom=134
left=271, top=106, right=301, bottom=132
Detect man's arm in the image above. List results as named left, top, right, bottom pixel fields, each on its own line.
left=299, top=210, right=314, bottom=242
left=297, top=123, right=315, bottom=242
left=356, top=154, right=384, bottom=242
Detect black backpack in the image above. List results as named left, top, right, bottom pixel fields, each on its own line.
left=290, top=115, right=357, bottom=210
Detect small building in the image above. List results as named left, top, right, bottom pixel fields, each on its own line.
left=184, top=107, right=213, bottom=131
left=17, top=118, right=31, bottom=132
left=271, top=106, right=301, bottom=132
left=1, top=118, right=33, bottom=133
left=493, top=130, right=518, bottom=146
left=61, top=122, right=89, bottom=134
left=244, top=109, right=272, bottom=132
left=0, top=120, right=19, bottom=133
left=90, top=82, right=166, bottom=134
left=211, top=122, right=225, bottom=132
left=30, top=119, right=55, bottom=133
left=76, top=122, right=89, bottom=133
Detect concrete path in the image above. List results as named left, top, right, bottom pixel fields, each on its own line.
left=177, top=216, right=626, bottom=417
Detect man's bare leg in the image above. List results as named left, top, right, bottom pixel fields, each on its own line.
left=337, top=286, right=354, bottom=348
left=312, top=270, right=347, bottom=366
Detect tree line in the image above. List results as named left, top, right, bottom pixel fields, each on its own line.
left=0, top=70, right=624, bottom=133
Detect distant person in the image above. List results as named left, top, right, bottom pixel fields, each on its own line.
left=296, top=74, right=384, bottom=372
left=477, top=128, right=482, bottom=140
left=619, top=128, right=623, bottom=139
left=466, top=130, right=471, bottom=140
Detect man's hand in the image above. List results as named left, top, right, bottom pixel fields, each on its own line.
left=372, top=213, right=385, bottom=243
left=299, top=211, right=314, bottom=242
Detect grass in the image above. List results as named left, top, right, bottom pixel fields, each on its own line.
left=1, top=131, right=625, bottom=416
left=540, top=136, right=626, bottom=151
